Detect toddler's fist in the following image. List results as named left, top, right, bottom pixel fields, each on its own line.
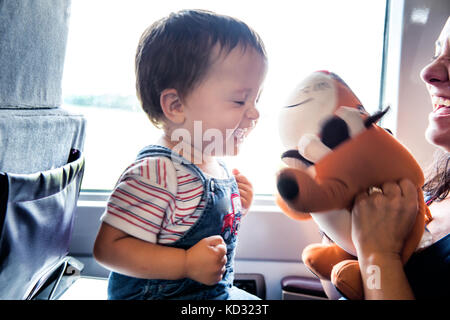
left=185, top=235, right=227, bottom=285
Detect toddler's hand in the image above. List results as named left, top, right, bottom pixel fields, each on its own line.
left=185, top=235, right=227, bottom=285
left=232, top=168, right=253, bottom=216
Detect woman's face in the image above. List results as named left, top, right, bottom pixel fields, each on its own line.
left=421, top=17, right=450, bottom=152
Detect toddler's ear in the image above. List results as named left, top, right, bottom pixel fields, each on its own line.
left=160, top=88, right=185, bottom=124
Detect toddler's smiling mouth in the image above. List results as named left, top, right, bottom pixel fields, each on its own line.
left=233, top=127, right=248, bottom=140
left=232, top=120, right=257, bottom=142
left=233, top=127, right=254, bottom=143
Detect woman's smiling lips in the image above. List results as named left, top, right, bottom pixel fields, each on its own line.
left=429, top=96, right=450, bottom=119
left=431, top=96, right=450, bottom=115
left=432, top=96, right=450, bottom=110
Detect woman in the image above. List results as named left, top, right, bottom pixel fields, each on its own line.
left=352, top=16, right=450, bottom=300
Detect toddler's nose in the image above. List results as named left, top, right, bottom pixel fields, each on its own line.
left=246, top=106, right=260, bottom=121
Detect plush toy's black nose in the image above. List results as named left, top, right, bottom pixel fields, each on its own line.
left=277, top=174, right=299, bottom=200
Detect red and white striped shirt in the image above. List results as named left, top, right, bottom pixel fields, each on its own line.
left=101, top=156, right=205, bottom=244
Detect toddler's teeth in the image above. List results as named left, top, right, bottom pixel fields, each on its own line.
left=233, top=128, right=247, bottom=140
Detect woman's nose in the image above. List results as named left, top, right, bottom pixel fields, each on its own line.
left=420, top=60, right=449, bottom=86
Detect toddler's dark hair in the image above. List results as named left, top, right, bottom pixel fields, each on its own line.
left=135, top=9, right=267, bottom=127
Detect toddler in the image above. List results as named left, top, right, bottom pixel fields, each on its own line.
left=93, top=9, right=267, bottom=300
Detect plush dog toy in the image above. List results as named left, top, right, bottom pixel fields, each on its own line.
left=275, top=70, right=432, bottom=300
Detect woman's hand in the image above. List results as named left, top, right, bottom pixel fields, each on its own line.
left=351, top=179, right=418, bottom=299
left=232, top=168, right=254, bottom=216
left=351, top=179, right=419, bottom=257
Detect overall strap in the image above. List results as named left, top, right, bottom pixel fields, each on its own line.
left=135, top=144, right=207, bottom=184
left=216, top=158, right=232, bottom=179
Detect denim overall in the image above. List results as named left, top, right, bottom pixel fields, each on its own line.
left=107, top=145, right=258, bottom=300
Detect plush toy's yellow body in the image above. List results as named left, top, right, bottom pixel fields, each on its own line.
left=276, top=71, right=432, bottom=299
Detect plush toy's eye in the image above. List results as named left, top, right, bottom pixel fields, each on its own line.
left=364, top=106, right=390, bottom=128
left=357, top=105, right=368, bottom=114
left=320, top=116, right=350, bottom=149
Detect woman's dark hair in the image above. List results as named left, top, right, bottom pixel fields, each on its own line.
left=135, top=9, right=267, bottom=128
left=423, top=149, right=450, bottom=203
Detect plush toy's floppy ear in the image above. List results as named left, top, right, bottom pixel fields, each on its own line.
left=277, top=167, right=352, bottom=213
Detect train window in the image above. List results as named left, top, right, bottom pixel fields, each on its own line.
left=62, top=0, right=387, bottom=194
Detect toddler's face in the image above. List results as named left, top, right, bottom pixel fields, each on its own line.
left=180, top=44, right=267, bottom=157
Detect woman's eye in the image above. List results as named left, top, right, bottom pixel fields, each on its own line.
left=234, top=101, right=245, bottom=106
